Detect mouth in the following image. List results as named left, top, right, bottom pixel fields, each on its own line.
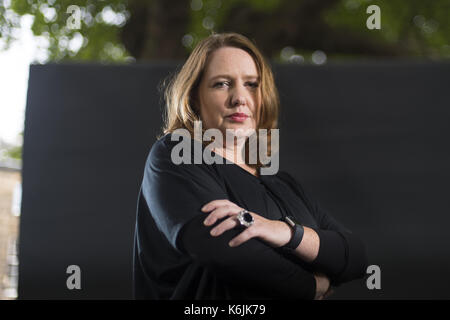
left=226, top=113, right=249, bottom=122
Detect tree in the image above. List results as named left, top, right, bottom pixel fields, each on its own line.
left=0, top=0, right=448, bottom=62
left=1, top=132, right=23, bottom=160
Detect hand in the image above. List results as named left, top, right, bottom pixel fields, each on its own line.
left=316, top=287, right=334, bottom=300
left=314, top=272, right=331, bottom=300
left=322, top=287, right=335, bottom=300
left=201, top=199, right=292, bottom=248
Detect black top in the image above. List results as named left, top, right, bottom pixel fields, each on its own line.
left=133, top=132, right=368, bottom=299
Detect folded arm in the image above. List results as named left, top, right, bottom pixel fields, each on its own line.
left=178, top=214, right=317, bottom=299
left=276, top=171, right=369, bottom=286
left=143, top=139, right=318, bottom=299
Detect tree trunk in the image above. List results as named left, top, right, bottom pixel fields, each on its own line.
left=121, top=0, right=190, bottom=60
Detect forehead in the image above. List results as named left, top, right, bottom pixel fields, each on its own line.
left=203, top=47, right=259, bottom=78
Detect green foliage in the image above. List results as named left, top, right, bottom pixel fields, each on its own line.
left=1, top=0, right=131, bottom=62
left=2, top=132, right=23, bottom=160
left=0, top=0, right=448, bottom=62
left=323, top=0, right=450, bottom=58
left=186, top=0, right=282, bottom=53
left=4, top=145, right=22, bottom=160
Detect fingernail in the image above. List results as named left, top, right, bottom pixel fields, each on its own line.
left=228, top=241, right=234, bottom=247
left=210, top=229, right=217, bottom=236
left=203, top=219, right=209, bottom=225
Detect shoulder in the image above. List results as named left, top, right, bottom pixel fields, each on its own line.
left=143, top=133, right=169, bottom=172
left=148, top=132, right=174, bottom=158
left=146, top=132, right=185, bottom=166
left=145, top=132, right=222, bottom=180
left=148, top=131, right=200, bottom=160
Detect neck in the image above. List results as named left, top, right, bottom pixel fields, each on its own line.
left=213, top=137, right=259, bottom=177
left=213, top=135, right=246, bottom=165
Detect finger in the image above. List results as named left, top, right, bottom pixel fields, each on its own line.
left=204, top=205, right=241, bottom=226
left=209, top=216, right=240, bottom=237
left=321, top=286, right=333, bottom=299
left=323, top=288, right=334, bottom=299
left=201, top=199, right=238, bottom=212
left=201, top=199, right=230, bottom=212
left=228, top=227, right=258, bottom=247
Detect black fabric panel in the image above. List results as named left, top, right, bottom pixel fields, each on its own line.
left=19, top=61, right=450, bottom=299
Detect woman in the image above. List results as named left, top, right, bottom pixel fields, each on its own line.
left=133, top=32, right=368, bottom=300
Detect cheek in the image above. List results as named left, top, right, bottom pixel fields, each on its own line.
left=205, top=94, right=227, bottom=115
left=200, top=95, right=227, bottom=126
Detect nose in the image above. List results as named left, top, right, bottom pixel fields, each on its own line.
left=230, top=85, right=248, bottom=107
left=232, top=96, right=246, bottom=107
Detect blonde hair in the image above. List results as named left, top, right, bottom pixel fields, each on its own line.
left=159, top=32, right=280, bottom=168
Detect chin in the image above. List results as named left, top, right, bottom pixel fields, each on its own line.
left=225, top=125, right=256, bottom=138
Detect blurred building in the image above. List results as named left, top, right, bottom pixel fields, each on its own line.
left=0, top=159, right=21, bottom=300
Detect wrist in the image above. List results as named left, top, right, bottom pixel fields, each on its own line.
left=280, top=216, right=304, bottom=251
left=279, top=220, right=294, bottom=247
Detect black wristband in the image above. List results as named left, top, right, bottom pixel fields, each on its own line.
left=281, top=216, right=304, bottom=250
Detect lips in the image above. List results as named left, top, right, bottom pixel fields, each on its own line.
left=227, top=113, right=249, bottom=122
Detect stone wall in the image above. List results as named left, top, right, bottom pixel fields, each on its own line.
left=0, top=168, right=21, bottom=300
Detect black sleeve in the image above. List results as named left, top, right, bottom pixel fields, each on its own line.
left=309, top=201, right=368, bottom=286
left=179, top=215, right=316, bottom=299
left=143, top=138, right=317, bottom=299
left=277, top=171, right=368, bottom=286
left=141, top=137, right=228, bottom=252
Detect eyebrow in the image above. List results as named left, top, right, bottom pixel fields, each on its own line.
left=209, top=74, right=260, bottom=81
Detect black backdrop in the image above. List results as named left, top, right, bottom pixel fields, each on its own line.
left=19, top=61, right=450, bottom=299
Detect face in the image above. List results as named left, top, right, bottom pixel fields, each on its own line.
left=196, top=46, right=261, bottom=141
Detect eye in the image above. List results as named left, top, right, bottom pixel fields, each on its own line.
left=247, top=82, right=259, bottom=88
left=214, top=81, right=229, bottom=88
